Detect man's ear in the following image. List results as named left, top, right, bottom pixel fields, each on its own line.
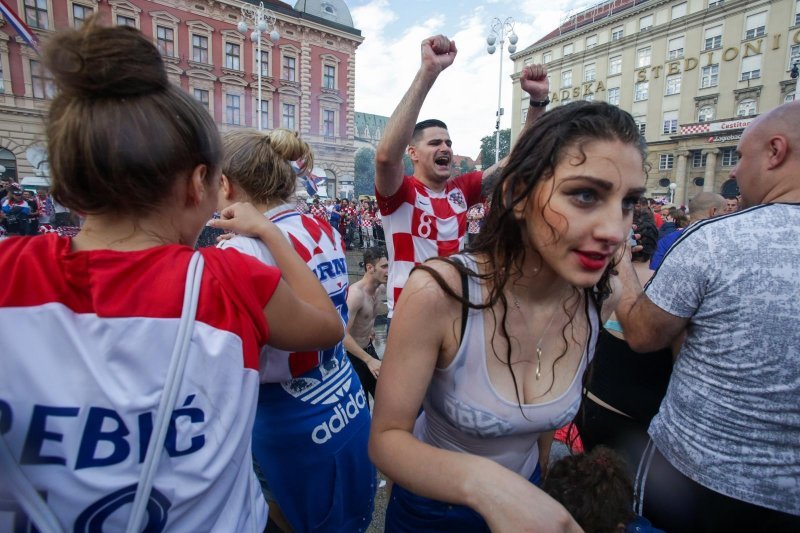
left=406, top=144, right=417, bottom=163
left=186, top=164, right=208, bottom=206
left=766, top=135, right=789, bottom=170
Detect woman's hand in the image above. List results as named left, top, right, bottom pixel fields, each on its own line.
left=211, top=202, right=275, bottom=238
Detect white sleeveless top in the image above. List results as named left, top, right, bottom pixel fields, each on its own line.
left=413, top=254, right=599, bottom=479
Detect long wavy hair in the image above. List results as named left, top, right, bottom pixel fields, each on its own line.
left=415, top=101, right=647, bottom=406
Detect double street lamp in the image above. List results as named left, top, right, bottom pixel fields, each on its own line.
left=486, top=17, right=518, bottom=165
left=238, top=2, right=280, bottom=131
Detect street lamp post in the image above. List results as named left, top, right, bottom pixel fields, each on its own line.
left=486, top=17, right=518, bottom=165
left=238, top=2, right=280, bottom=131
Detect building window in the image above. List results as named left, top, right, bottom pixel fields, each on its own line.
left=24, top=0, right=49, bottom=30
left=659, top=154, right=675, bottom=170
left=224, top=43, right=241, bottom=71
left=744, top=12, right=767, bottom=39
left=639, top=15, right=653, bottom=31
left=322, top=109, right=335, bottom=136
left=584, top=63, right=596, bottom=83
left=30, top=59, right=54, bottom=99
left=692, top=151, right=707, bottom=168
left=72, top=3, right=91, bottom=28
left=0, top=61, right=4, bottom=93
left=721, top=147, right=739, bottom=166
left=740, top=55, right=761, bottom=81
left=786, top=93, right=796, bottom=103
left=634, top=81, right=649, bottom=101
left=156, top=26, right=175, bottom=57
left=116, top=14, right=136, bottom=27
left=192, top=35, right=209, bottom=64
left=671, top=2, right=687, bottom=19
left=698, top=105, right=714, bottom=122
left=609, top=55, right=622, bottom=75
left=193, top=88, right=209, bottom=111
left=282, top=103, right=296, bottom=129
left=586, top=35, right=598, bottom=49
left=668, top=36, right=685, bottom=60
left=611, top=26, right=623, bottom=41
left=584, top=93, right=595, bottom=102
left=737, top=98, right=757, bottom=117
left=563, top=43, right=574, bottom=56
left=796, top=0, right=800, bottom=26
left=662, top=111, right=678, bottom=134
left=704, top=26, right=722, bottom=50
left=637, top=47, right=652, bottom=68
left=543, top=51, right=552, bottom=63
left=607, top=87, right=620, bottom=105
left=635, top=119, right=646, bottom=136
left=257, top=99, right=269, bottom=129
left=790, top=44, right=800, bottom=70
left=323, top=64, right=336, bottom=89
left=700, top=64, right=719, bottom=88
left=665, top=74, right=681, bottom=96
left=225, top=94, right=241, bottom=125
left=561, top=70, right=572, bottom=88
left=709, top=0, right=724, bottom=7
left=282, top=55, right=296, bottom=81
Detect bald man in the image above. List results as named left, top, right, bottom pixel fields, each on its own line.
left=649, top=192, right=725, bottom=270
left=614, top=101, right=800, bottom=530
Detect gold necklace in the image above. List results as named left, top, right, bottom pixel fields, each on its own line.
left=510, top=291, right=562, bottom=380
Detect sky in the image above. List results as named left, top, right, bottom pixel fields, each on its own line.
left=343, top=0, right=594, bottom=159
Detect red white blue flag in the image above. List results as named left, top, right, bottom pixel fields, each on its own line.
left=0, top=0, right=41, bottom=53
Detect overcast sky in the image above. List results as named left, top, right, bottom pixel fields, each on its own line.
left=344, top=0, right=592, bottom=159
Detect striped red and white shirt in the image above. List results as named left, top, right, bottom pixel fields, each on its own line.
left=376, top=172, right=482, bottom=316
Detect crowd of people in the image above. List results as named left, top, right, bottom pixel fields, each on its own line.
left=1, top=18, right=798, bottom=533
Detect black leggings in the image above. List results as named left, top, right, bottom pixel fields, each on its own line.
left=636, top=440, right=800, bottom=532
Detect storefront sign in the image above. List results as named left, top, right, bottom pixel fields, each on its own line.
left=707, top=134, right=742, bottom=143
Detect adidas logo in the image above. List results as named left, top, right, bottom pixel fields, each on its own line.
left=281, top=358, right=354, bottom=405
left=311, top=390, right=367, bottom=444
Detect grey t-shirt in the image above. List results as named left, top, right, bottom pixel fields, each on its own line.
left=645, top=203, right=800, bottom=516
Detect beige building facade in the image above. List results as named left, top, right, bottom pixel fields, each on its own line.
left=511, top=0, right=800, bottom=204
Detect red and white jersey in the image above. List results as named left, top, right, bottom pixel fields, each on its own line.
left=219, top=203, right=349, bottom=383
left=376, top=172, right=482, bottom=316
left=0, top=234, right=278, bottom=531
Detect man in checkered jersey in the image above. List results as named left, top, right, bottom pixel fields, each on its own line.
left=375, top=34, right=550, bottom=322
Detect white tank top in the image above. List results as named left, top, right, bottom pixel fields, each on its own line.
left=413, top=254, right=599, bottom=479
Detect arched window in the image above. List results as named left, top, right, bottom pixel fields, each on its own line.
left=736, top=99, right=757, bottom=117
left=698, top=105, right=714, bottom=123
left=0, top=147, right=17, bottom=182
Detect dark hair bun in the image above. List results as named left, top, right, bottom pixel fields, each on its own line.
left=44, top=17, right=168, bottom=99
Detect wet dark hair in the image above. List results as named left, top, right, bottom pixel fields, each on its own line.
left=415, top=101, right=647, bottom=406
left=43, top=17, right=221, bottom=215
left=363, top=246, right=387, bottom=268
left=632, top=209, right=657, bottom=262
left=543, top=446, right=635, bottom=533
left=412, top=119, right=448, bottom=143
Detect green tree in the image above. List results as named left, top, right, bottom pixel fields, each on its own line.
left=458, top=159, right=470, bottom=176
left=402, top=153, right=414, bottom=175
left=479, top=129, right=511, bottom=169
left=354, top=147, right=376, bottom=197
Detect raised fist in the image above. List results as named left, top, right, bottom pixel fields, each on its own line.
left=421, top=35, right=458, bottom=74
left=520, top=64, right=549, bottom=101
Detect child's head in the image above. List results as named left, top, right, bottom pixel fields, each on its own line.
left=542, top=446, right=635, bottom=533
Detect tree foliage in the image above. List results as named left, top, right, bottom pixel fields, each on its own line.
left=402, top=153, right=414, bottom=175
left=479, top=128, right=511, bottom=169
left=354, top=147, right=376, bottom=197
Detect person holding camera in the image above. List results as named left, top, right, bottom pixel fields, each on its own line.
left=1, top=185, right=31, bottom=236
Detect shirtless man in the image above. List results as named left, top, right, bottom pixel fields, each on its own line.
left=344, top=247, right=389, bottom=400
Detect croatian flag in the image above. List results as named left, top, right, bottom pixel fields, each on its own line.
left=0, top=0, right=41, bottom=53
left=304, top=172, right=325, bottom=196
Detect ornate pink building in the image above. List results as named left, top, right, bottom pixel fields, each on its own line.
left=0, top=0, right=362, bottom=196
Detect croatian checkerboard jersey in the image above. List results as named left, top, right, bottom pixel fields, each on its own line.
left=376, top=172, right=483, bottom=317
left=0, top=234, right=279, bottom=531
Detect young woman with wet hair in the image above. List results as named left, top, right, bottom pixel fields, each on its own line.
left=0, top=20, right=342, bottom=531
left=369, top=101, right=647, bottom=532
left=217, top=129, right=376, bottom=533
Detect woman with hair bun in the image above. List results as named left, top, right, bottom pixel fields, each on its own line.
left=0, top=20, right=342, bottom=531
left=369, top=101, right=648, bottom=532
left=217, top=129, right=376, bottom=533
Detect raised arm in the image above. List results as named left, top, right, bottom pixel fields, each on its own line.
left=212, top=202, right=343, bottom=351
left=375, top=35, right=457, bottom=197
left=481, top=64, right=550, bottom=187
left=369, top=262, right=578, bottom=533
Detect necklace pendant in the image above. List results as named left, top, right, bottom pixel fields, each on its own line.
left=535, top=346, right=542, bottom=380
